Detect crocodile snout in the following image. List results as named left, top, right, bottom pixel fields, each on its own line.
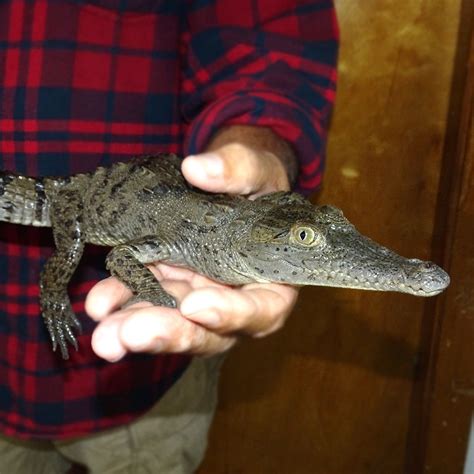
left=405, top=259, right=450, bottom=296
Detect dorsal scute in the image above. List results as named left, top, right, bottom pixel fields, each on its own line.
left=255, top=191, right=309, bottom=207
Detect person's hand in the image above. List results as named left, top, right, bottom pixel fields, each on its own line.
left=85, top=128, right=300, bottom=361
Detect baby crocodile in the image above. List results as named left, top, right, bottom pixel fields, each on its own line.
left=0, top=154, right=450, bottom=359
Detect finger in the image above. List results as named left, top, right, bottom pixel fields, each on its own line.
left=154, top=262, right=230, bottom=290
left=92, top=305, right=237, bottom=361
left=119, top=309, right=237, bottom=355
left=180, top=284, right=299, bottom=337
left=151, top=263, right=198, bottom=281
left=85, top=276, right=133, bottom=321
left=85, top=262, right=225, bottom=323
left=182, top=147, right=289, bottom=196
left=90, top=303, right=153, bottom=361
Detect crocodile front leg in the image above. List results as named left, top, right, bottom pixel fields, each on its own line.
left=106, top=238, right=177, bottom=308
left=40, top=190, right=84, bottom=359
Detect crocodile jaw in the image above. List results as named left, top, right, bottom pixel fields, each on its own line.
left=242, top=257, right=450, bottom=297
left=298, top=259, right=450, bottom=296
left=295, top=233, right=451, bottom=296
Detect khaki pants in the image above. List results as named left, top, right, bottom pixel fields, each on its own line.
left=0, top=355, right=224, bottom=474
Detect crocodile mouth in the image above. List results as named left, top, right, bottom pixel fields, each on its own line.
left=303, top=268, right=450, bottom=297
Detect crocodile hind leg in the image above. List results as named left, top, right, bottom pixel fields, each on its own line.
left=40, top=190, right=84, bottom=359
left=106, top=238, right=177, bottom=308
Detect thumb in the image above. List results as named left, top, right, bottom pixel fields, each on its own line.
left=182, top=146, right=289, bottom=196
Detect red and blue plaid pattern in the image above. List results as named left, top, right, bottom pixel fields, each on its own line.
left=0, top=0, right=338, bottom=439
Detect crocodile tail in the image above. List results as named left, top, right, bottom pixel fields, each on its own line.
left=0, top=172, right=67, bottom=227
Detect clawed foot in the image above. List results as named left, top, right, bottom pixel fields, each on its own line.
left=41, top=296, right=82, bottom=359
left=124, top=291, right=177, bottom=309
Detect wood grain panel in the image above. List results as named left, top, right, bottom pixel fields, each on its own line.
left=198, top=1, right=462, bottom=472
left=416, top=12, right=474, bottom=471
left=423, top=64, right=474, bottom=473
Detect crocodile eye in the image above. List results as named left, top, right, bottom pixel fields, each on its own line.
left=291, top=226, right=322, bottom=247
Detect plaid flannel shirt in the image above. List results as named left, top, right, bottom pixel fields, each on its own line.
left=0, top=0, right=338, bottom=439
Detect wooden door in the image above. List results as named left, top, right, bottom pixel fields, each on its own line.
left=198, top=1, right=473, bottom=472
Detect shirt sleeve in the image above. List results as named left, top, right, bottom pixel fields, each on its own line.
left=180, top=0, right=339, bottom=195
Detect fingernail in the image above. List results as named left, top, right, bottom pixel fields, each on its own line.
left=184, top=309, right=221, bottom=328
left=123, top=324, right=151, bottom=349
left=122, top=320, right=166, bottom=352
left=94, top=326, right=126, bottom=361
left=186, top=153, right=224, bottom=179
left=181, top=293, right=222, bottom=327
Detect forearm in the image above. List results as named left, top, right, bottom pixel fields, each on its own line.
left=205, top=125, right=299, bottom=191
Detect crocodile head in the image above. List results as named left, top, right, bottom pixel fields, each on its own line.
left=233, top=193, right=450, bottom=297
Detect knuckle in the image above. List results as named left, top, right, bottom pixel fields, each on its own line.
left=254, top=312, right=287, bottom=338
left=174, top=324, right=200, bottom=352
left=190, top=329, right=210, bottom=353
left=174, top=323, right=219, bottom=355
left=222, top=142, right=249, bottom=158
left=191, top=332, right=222, bottom=355
left=200, top=335, right=236, bottom=355
left=220, top=336, right=237, bottom=352
left=222, top=144, right=259, bottom=180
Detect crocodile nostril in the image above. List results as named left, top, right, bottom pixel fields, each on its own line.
left=419, top=261, right=436, bottom=272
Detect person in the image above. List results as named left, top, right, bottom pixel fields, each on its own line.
left=0, top=1, right=339, bottom=472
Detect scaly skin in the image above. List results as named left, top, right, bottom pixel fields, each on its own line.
left=0, top=154, right=450, bottom=358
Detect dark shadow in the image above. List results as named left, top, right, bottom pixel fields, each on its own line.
left=218, top=285, right=420, bottom=407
